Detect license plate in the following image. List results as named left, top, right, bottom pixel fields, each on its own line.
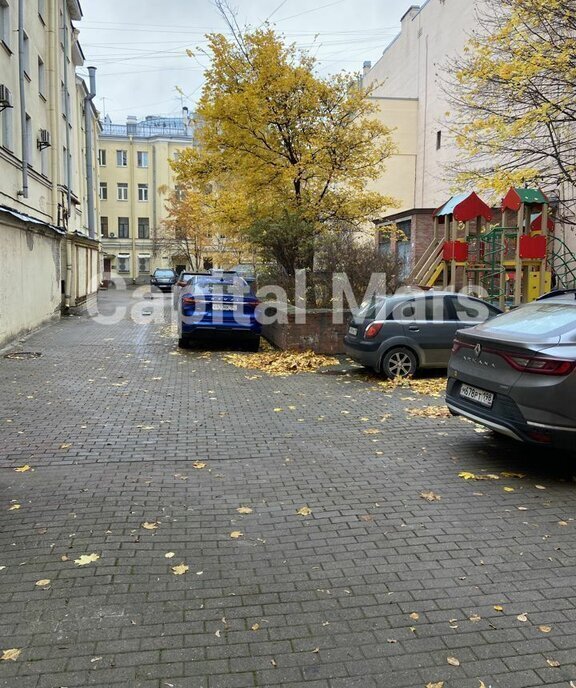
left=212, top=303, right=237, bottom=311
left=460, top=383, right=494, bottom=407
left=348, top=326, right=358, bottom=336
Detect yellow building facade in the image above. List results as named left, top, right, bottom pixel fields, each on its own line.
left=0, top=0, right=100, bottom=347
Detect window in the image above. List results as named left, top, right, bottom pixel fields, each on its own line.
left=0, top=1, right=10, bottom=48
left=116, top=149, right=127, bottom=166
left=436, top=130, right=442, bottom=150
left=175, top=185, right=185, bottom=201
left=1, top=105, right=13, bottom=151
left=36, top=58, right=46, bottom=97
left=118, top=217, right=129, bottom=238
left=138, top=256, right=150, bottom=273
left=98, top=149, right=106, bottom=166
left=137, top=151, right=148, bottom=168
left=137, top=217, right=150, bottom=239
left=117, top=255, right=130, bottom=273
left=117, top=183, right=128, bottom=201
left=22, top=32, right=30, bottom=76
left=99, top=182, right=107, bottom=200
left=100, top=216, right=108, bottom=238
left=137, top=183, right=148, bottom=201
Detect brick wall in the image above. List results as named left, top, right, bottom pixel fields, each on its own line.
left=263, top=309, right=352, bottom=354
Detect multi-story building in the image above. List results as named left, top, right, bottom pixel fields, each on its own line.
left=0, top=0, right=100, bottom=348
left=98, top=113, right=193, bottom=285
left=363, top=0, right=487, bottom=269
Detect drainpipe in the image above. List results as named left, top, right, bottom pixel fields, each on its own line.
left=17, top=0, right=28, bottom=198
left=84, top=66, right=96, bottom=238
left=62, top=1, right=72, bottom=309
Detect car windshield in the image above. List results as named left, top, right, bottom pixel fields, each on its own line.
left=155, top=270, right=174, bottom=277
left=192, top=277, right=250, bottom=296
left=475, top=303, right=576, bottom=338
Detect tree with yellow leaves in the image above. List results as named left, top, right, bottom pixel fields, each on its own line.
left=171, top=4, right=397, bottom=276
left=447, top=0, right=576, bottom=205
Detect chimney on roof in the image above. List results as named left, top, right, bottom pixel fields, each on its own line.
left=363, top=60, right=372, bottom=77
left=400, top=5, right=420, bottom=25
left=126, top=115, right=137, bottom=135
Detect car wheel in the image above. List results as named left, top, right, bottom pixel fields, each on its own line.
left=381, top=347, right=417, bottom=379
left=178, top=336, right=189, bottom=348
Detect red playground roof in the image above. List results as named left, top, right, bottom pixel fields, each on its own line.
left=433, top=191, right=492, bottom=222
left=502, top=187, right=548, bottom=212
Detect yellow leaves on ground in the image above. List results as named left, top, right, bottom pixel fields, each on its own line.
left=59, top=443, right=72, bottom=449
left=447, top=656, right=460, bottom=666
left=493, top=605, right=504, bottom=612
left=237, top=507, right=253, bottom=514
left=539, top=625, right=552, bottom=633
left=501, top=471, right=526, bottom=479
left=363, top=428, right=381, bottom=435
left=35, top=579, right=51, bottom=587
left=409, top=612, right=420, bottom=621
left=458, top=472, right=500, bottom=481
left=406, top=406, right=452, bottom=419
left=516, top=612, right=528, bottom=622
left=426, top=683, right=444, bottom=688
left=546, top=658, right=560, bottom=667
left=0, top=649, right=21, bottom=661
left=74, top=553, right=100, bottom=566
left=230, top=531, right=243, bottom=539
left=469, top=614, right=481, bottom=622
left=192, top=461, right=207, bottom=469
left=141, top=522, right=159, bottom=530
left=251, top=623, right=260, bottom=631
left=8, top=503, right=21, bottom=511
left=165, top=552, right=175, bottom=559
left=420, top=491, right=442, bottom=502
left=223, top=350, right=339, bottom=376
left=171, top=563, right=189, bottom=575
left=503, top=487, right=515, bottom=492
left=274, top=408, right=283, bottom=412
left=14, top=465, right=32, bottom=472
left=296, top=507, right=312, bottom=516
left=380, top=377, right=446, bottom=398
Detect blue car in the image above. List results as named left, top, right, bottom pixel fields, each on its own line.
left=177, top=274, right=261, bottom=350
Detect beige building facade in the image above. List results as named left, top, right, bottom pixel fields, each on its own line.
left=0, top=0, right=100, bottom=348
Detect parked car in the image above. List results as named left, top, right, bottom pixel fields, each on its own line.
left=177, top=274, right=261, bottom=350
left=150, top=268, right=177, bottom=293
left=446, top=291, right=576, bottom=448
left=344, top=292, right=502, bottom=378
left=172, top=271, right=207, bottom=309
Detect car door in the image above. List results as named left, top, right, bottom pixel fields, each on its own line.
left=400, top=295, right=456, bottom=366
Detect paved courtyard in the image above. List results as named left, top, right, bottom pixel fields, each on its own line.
left=1, top=288, right=576, bottom=688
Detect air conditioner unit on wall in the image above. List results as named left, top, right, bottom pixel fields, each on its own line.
left=0, top=85, right=12, bottom=111
left=38, top=129, right=51, bottom=150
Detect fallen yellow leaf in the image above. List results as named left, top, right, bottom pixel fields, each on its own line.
left=251, top=623, right=260, bottom=631
left=8, top=504, right=21, bottom=511
left=74, top=553, right=100, bottom=566
left=192, top=461, right=206, bottom=469
left=171, top=563, right=189, bottom=575
left=501, top=471, right=526, bottom=478
left=458, top=471, right=476, bottom=480
left=35, top=579, right=51, bottom=587
left=237, top=507, right=253, bottom=514
left=14, top=465, right=31, bottom=472
left=273, top=408, right=283, bottom=412
left=420, top=491, right=442, bottom=502
left=164, top=552, right=175, bottom=559
left=223, top=350, right=339, bottom=376
left=407, top=406, right=451, bottom=419
left=493, top=605, right=504, bottom=612
left=141, top=521, right=159, bottom=530
left=59, top=443, right=72, bottom=449
left=0, top=649, right=21, bottom=661
left=296, top=506, right=312, bottom=516
left=447, top=656, right=460, bottom=666
left=230, top=531, right=243, bottom=539
left=539, top=625, right=552, bottom=633
left=503, top=487, right=515, bottom=492
left=546, top=658, right=560, bottom=667
left=426, top=683, right=444, bottom=688
left=409, top=612, right=420, bottom=620
left=469, top=614, right=481, bottom=622
left=364, top=428, right=381, bottom=435
left=516, top=613, right=528, bottom=622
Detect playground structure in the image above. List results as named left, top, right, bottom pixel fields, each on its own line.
left=408, top=187, right=576, bottom=307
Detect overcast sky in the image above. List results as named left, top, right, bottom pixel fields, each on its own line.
left=79, top=0, right=418, bottom=123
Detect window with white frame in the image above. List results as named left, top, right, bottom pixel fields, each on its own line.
left=38, top=57, right=46, bottom=97
left=137, top=183, right=148, bottom=201
left=137, top=151, right=148, bottom=168
left=0, top=1, right=10, bottom=48
left=98, top=149, right=106, bottom=166
left=117, top=183, right=128, bottom=201
left=99, top=182, right=107, bottom=200
left=116, top=149, right=127, bottom=166
left=117, top=255, right=130, bottom=273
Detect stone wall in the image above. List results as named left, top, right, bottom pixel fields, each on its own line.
left=262, top=308, right=352, bottom=354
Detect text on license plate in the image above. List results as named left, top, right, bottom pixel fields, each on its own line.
left=460, top=383, right=494, bottom=407
left=348, top=326, right=358, bottom=336
left=212, top=303, right=237, bottom=311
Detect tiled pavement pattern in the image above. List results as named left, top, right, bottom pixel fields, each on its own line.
left=1, top=289, right=576, bottom=688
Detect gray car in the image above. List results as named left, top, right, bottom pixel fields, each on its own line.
left=344, top=292, right=501, bottom=378
left=446, top=291, right=576, bottom=449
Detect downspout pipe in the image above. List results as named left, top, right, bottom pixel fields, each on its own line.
left=84, top=66, right=96, bottom=239
left=17, top=0, right=28, bottom=198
